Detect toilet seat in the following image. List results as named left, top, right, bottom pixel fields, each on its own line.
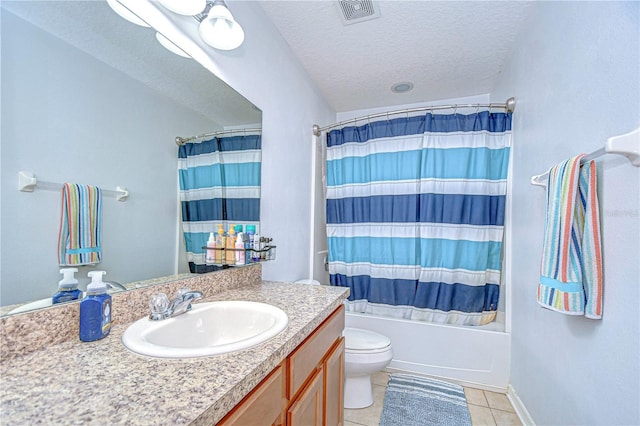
left=344, top=327, right=391, bottom=353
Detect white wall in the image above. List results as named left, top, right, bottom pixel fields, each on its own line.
left=0, top=11, right=219, bottom=305
left=491, top=2, right=640, bottom=425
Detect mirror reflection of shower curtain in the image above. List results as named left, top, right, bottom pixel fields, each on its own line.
left=325, top=111, right=511, bottom=326
left=178, top=134, right=261, bottom=273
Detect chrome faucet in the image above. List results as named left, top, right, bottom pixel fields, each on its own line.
left=149, top=288, right=203, bottom=321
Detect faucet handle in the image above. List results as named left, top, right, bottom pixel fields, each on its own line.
left=174, top=288, right=194, bottom=300
left=149, top=293, right=170, bottom=320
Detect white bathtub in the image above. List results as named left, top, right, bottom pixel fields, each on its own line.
left=345, top=311, right=510, bottom=392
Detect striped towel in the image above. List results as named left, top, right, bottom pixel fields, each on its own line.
left=58, top=183, right=103, bottom=266
left=538, top=155, right=603, bottom=319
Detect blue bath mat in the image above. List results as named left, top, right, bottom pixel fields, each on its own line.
left=379, top=374, right=471, bottom=426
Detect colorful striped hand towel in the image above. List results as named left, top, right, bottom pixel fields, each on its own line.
left=538, top=155, right=603, bottom=319
left=58, top=183, right=103, bottom=266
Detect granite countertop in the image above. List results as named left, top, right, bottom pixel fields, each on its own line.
left=0, top=280, right=349, bottom=425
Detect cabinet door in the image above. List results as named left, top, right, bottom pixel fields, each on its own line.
left=218, top=364, right=285, bottom=426
left=323, top=338, right=345, bottom=426
left=287, top=369, right=324, bottom=426
left=288, top=305, right=345, bottom=399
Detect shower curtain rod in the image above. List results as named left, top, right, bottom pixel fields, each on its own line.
left=312, top=97, right=516, bottom=136
left=175, top=127, right=262, bottom=146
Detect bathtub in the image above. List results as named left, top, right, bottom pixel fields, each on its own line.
left=345, top=311, right=510, bottom=392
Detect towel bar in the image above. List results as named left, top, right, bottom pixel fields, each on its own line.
left=531, top=128, right=640, bottom=187
left=18, top=171, right=129, bottom=201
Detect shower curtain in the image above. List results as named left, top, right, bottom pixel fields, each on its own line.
left=178, top=134, right=261, bottom=273
left=326, top=111, right=511, bottom=326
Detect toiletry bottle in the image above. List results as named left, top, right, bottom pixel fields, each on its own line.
left=52, top=268, right=82, bottom=304
left=215, top=224, right=225, bottom=264
left=226, top=225, right=236, bottom=264
left=252, top=232, right=261, bottom=262
left=235, top=232, right=245, bottom=265
left=245, top=225, right=256, bottom=263
left=205, top=232, right=216, bottom=263
left=79, top=271, right=112, bottom=342
left=234, top=224, right=243, bottom=235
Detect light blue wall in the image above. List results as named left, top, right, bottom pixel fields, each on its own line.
left=492, top=2, right=639, bottom=424
left=0, top=11, right=219, bottom=305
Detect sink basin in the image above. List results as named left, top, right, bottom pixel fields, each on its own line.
left=122, top=301, right=288, bottom=358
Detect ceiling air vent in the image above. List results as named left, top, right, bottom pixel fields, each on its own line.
left=337, top=0, right=380, bottom=25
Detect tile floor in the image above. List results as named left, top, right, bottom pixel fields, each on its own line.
left=344, top=371, right=522, bottom=426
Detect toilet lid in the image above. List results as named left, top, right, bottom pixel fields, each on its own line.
left=343, top=327, right=391, bottom=351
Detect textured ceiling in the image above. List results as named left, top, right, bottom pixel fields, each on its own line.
left=259, top=0, right=536, bottom=112
left=2, top=0, right=261, bottom=129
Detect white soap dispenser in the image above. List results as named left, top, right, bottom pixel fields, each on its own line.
left=79, top=271, right=112, bottom=342
left=206, top=232, right=216, bottom=263
left=52, top=268, right=82, bottom=304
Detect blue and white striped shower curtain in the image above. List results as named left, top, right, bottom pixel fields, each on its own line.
left=178, top=134, right=261, bottom=273
left=326, top=111, right=511, bottom=326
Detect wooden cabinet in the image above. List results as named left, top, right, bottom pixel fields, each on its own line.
left=218, top=364, right=286, bottom=426
left=219, top=305, right=345, bottom=426
left=323, top=338, right=345, bottom=426
left=287, top=305, right=345, bottom=426
left=287, top=369, right=324, bottom=425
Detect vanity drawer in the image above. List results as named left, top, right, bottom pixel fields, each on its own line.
left=218, top=363, right=286, bottom=426
left=287, top=305, right=345, bottom=399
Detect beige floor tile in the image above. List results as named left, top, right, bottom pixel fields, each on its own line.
left=344, top=384, right=386, bottom=426
left=468, top=404, right=497, bottom=426
left=344, top=421, right=367, bottom=426
left=371, top=371, right=390, bottom=387
left=491, top=409, right=522, bottom=426
left=464, top=387, right=489, bottom=407
left=484, top=391, right=515, bottom=412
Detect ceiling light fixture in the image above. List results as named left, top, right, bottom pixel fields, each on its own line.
left=106, top=0, right=149, bottom=27
left=391, top=82, right=414, bottom=93
left=107, top=0, right=245, bottom=56
left=198, top=0, right=245, bottom=51
left=155, top=32, right=191, bottom=58
left=157, top=0, right=206, bottom=16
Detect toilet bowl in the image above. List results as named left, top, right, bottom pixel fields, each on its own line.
left=343, top=327, right=393, bottom=409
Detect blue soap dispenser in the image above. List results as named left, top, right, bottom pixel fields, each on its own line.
left=79, top=271, right=112, bottom=342
left=52, top=268, right=82, bottom=304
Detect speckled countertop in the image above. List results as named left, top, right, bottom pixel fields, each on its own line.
left=0, top=269, right=349, bottom=425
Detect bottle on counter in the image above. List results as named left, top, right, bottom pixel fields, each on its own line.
left=235, top=232, right=245, bottom=265
left=79, top=271, right=112, bottom=342
left=252, top=233, right=261, bottom=262
left=205, top=232, right=216, bottom=263
left=245, top=225, right=256, bottom=264
left=215, top=224, right=225, bottom=264
left=52, top=267, right=82, bottom=304
left=226, top=225, right=236, bottom=264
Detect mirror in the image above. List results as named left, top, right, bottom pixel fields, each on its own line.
left=0, top=1, right=262, bottom=314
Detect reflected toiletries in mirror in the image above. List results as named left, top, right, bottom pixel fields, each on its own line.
left=0, top=1, right=262, bottom=314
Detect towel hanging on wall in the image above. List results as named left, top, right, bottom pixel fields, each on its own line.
left=58, top=183, right=103, bottom=266
left=538, top=155, right=603, bottom=319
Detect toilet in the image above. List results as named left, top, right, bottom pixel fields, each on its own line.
left=343, top=327, right=393, bottom=409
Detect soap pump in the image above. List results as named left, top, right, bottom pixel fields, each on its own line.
left=52, top=268, right=82, bottom=304
left=79, top=271, right=112, bottom=342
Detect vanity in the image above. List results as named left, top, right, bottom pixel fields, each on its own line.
left=0, top=265, right=349, bottom=425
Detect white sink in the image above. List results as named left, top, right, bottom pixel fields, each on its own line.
left=122, top=301, right=288, bottom=358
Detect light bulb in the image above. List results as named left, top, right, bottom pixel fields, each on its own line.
left=155, top=33, right=191, bottom=58
left=199, top=2, right=244, bottom=50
